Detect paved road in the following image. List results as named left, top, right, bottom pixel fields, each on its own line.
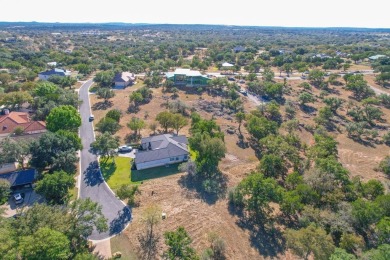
left=79, top=80, right=131, bottom=241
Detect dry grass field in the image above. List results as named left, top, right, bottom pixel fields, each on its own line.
left=89, top=65, right=389, bottom=259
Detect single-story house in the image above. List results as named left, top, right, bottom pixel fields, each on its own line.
left=113, top=72, right=136, bottom=89
left=222, top=62, right=234, bottom=68
left=134, top=134, right=189, bottom=170
left=38, top=68, right=71, bottom=80
left=0, top=110, right=46, bottom=137
left=0, top=168, right=37, bottom=190
left=233, top=46, right=246, bottom=53
left=166, top=68, right=211, bottom=87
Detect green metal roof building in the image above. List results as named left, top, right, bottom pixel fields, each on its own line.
left=166, top=68, right=211, bottom=87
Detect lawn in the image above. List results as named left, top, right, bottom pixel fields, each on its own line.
left=100, top=157, right=184, bottom=189
left=100, top=157, right=138, bottom=191
left=131, top=163, right=182, bottom=182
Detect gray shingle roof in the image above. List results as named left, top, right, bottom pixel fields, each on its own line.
left=135, top=134, right=188, bottom=164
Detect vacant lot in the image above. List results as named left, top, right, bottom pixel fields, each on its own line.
left=89, top=67, right=390, bottom=258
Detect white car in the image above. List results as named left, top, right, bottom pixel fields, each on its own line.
left=13, top=193, right=24, bottom=205
left=118, top=145, right=132, bottom=153
left=89, top=114, right=95, bottom=121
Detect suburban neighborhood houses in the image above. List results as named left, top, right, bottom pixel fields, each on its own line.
left=0, top=21, right=389, bottom=260
left=0, top=110, right=46, bottom=137
left=38, top=68, right=71, bottom=80
left=113, top=71, right=136, bottom=88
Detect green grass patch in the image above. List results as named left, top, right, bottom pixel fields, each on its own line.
left=69, top=186, right=78, bottom=201
left=100, top=157, right=139, bottom=191
left=132, top=163, right=181, bottom=182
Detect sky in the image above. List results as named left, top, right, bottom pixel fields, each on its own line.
left=0, top=0, right=389, bottom=28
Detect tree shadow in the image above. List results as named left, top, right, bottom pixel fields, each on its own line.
left=92, top=101, right=113, bottom=110
left=300, top=105, right=317, bottom=114
left=100, top=160, right=117, bottom=181
left=127, top=105, right=140, bottom=113
left=109, top=206, right=132, bottom=235
left=350, top=136, right=376, bottom=148
left=83, top=161, right=104, bottom=187
left=235, top=217, right=285, bottom=258
left=178, top=171, right=228, bottom=205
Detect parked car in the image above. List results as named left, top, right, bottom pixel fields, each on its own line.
left=118, top=145, right=132, bottom=153
left=228, top=77, right=235, bottom=81
left=239, top=80, right=245, bottom=84
left=89, top=114, right=95, bottom=121
left=13, top=193, right=24, bottom=205
left=239, top=89, right=248, bottom=96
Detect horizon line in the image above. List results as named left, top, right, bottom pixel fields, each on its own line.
left=0, top=21, right=389, bottom=30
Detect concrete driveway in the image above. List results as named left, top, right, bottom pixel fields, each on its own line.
left=1, top=190, right=44, bottom=218
left=117, top=149, right=136, bottom=158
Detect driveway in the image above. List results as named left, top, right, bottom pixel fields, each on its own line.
left=1, top=190, right=44, bottom=218
left=79, top=80, right=131, bottom=241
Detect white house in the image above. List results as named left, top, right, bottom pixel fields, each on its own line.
left=38, top=68, right=71, bottom=81
left=134, top=134, right=189, bottom=170
left=113, top=72, right=136, bottom=89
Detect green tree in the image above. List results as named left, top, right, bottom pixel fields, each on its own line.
left=106, top=109, right=121, bottom=122
left=96, top=87, right=115, bottom=104
left=233, top=173, right=282, bottom=223
left=235, top=111, right=246, bottom=135
left=378, top=156, right=390, bottom=176
left=285, top=225, right=335, bottom=260
left=352, top=198, right=383, bottom=230
left=247, top=116, right=278, bottom=140
left=196, top=135, right=226, bottom=173
left=163, top=226, right=198, bottom=260
left=0, top=137, right=30, bottom=168
left=91, top=133, right=119, bottom=161
left=29, top=132, right=79, bottom=173
left=362, top=179, right=384, bottom=200
left=0, top=91, right=33, bottom=109
left=127, top=117, right=146, bottom=136
left=376, top=217, right=390, bottom=245
left=361, top=244, right=390, bottom=260
left=0, top=179, right=11, bottom=205
left=56, top=130, right=83, bottom=150
left=324, top=97, right=343, bottom=114
left=129, top=91, right=143, bottom=108
left=35, top=171, right=75, bottom=204
left=263, top=67, right=275, bottom=82
left=46, top=105, right=81, bottom=132
left=156, top=111, right=174, bottom=133
left=339, top=233, right=365, bottom=255
left=93, top=71, right=114, bottom=87
left=314, top=106, right=333, bottom=127
left=298, top=92, right=315, bottom=106
left=172, top=113, right=188, bottom=135
left=345, top=75, right=374, bottom=101
left=308, top=69, right=325, bottom=87
left=96, top=117, right=121, bottom=134
left=329, top=248, right=356, bottom=260
left=259, top=154, right=287, bottom=179
left=18, top=227, right=71, bottom=260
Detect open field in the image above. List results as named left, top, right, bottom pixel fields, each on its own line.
left=88, top=66, right=390, bottom=258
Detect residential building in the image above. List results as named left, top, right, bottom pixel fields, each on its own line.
left=165, top=68, right=210, bottom=87
left=369, top=54, right=387, bottom=61
left=113, top=72, right=136, bottom=89
left=233, top=46, right=246, bottom=53
left=38, top=68, right=71, bottom=80
left=0, top=110, right=46, bottom=138
left=134, top=134, right=189, bottom=170
left=0, top=168, right=37, bottom=190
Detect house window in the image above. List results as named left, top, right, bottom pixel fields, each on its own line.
left=170, top=157, right=174, bottom=161
left=176, top=157, right=179, bottom=160
left=184, top=155, right=188, bottom=160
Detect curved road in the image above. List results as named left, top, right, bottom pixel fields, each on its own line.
left=79, top=80, right=131, bottom=241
